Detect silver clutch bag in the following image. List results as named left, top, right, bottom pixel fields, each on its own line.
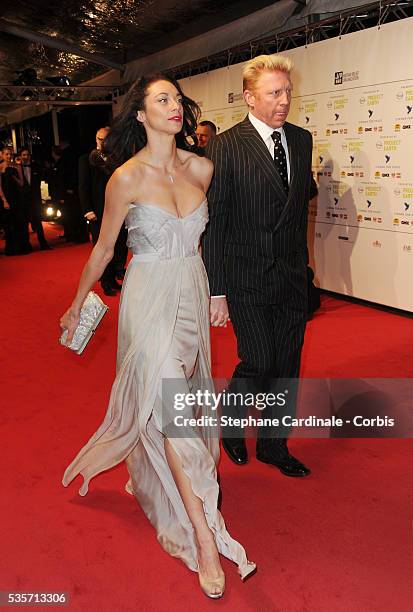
left=60, top=291, right=109, bottom=355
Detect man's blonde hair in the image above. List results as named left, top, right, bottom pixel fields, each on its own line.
left=242, top=54, right=293, bottom=92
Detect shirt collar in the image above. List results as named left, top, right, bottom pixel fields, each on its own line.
left=248, top=112, right=284, bottom=143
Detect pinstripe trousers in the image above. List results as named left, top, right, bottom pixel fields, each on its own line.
left=225, top=297, right=307, bottom=449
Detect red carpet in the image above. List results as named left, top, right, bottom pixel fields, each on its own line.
left=1, top=225, right=412, bottom=611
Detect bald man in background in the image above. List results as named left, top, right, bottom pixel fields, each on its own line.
left=195, top=120, right=217, bottom=154
left=78, top=127, right=127, bottom=296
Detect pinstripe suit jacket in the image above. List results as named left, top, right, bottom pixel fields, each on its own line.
left=202, top=115, right=313, bottom=305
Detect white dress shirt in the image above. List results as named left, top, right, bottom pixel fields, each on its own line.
left=248, top=112, right=290, bottom=182
left=23, top=164, right=31, bottom=185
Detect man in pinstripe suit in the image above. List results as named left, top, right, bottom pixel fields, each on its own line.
left=202, top=54, right=311, bottom=477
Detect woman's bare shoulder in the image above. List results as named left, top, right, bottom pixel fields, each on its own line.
left=106, top=158, right=144, bottom=205
left=114, top=156, right=144, bottom=181
left=108, top=157, right=143, bottom=190
left=179, top=151, right=213, bottom=192
left=179, top=149, right=213, bottom=174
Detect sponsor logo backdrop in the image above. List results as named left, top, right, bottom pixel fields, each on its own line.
left=180, top=18, right=413, bottom=311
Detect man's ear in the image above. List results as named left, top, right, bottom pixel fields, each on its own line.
left=243, top=89, right=255, bottom=109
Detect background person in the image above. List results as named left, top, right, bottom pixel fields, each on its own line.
left=18, top=147, right=51, bottom=250
left=0, top=148, right=29, bottom=255
left=56, top=140, right=88, bottom=243
left=195, top=120, right=217, bottom=151
left=78, top=127, right=126, bottom=296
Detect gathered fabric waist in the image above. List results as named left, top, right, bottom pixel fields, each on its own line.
left=130, top=252, right=201, bottom=263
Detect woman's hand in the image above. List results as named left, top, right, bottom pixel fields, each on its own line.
left=60, top=307, right=80, bottom=345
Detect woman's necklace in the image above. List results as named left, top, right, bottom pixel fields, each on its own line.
left=167, top=161, right=183, bottom=184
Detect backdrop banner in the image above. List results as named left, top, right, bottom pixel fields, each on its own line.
left=180, top=18, right=413, bottom=312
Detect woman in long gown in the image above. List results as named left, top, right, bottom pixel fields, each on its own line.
left=60, top=74, right=255, bottom=599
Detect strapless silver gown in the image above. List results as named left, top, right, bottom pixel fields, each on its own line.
left=62, top=200, right=255, bottom=579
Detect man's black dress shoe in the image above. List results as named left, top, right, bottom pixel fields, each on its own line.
left=222, top=438, right=248, bottom=465
left=101, top=282, right=117, bottom=296
left=256, top=451, right=311, bottom=477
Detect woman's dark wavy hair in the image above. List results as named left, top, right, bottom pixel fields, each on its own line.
left=103, top=73, right=200, bottom=174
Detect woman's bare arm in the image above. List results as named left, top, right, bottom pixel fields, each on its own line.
left=60, top=166, right=138, bottom=342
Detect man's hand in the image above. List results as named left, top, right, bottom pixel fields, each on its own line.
left=85, top=211, right=97, bottom=221
left=210, top=296, right=229, bottom=327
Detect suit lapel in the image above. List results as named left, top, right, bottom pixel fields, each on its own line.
left=272, top=122, right=304, bottom=230
left=283, top=122, right=299, bottom=197
left=22, top=168, right=30, bottom=188
left=238, top=117, right=288, bottom=202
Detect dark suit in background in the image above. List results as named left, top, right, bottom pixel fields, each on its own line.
left=78, top=150, right=127, bottom=291
left=20, top=161, right=50, bottom=249
left=1, top=166, right=29, bottom=255
left=203, top=116, right=313, bottom=467
left=57, top=144, right=88, bottom=243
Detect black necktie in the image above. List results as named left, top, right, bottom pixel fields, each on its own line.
left=271, top=131, right=289, bottom=193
